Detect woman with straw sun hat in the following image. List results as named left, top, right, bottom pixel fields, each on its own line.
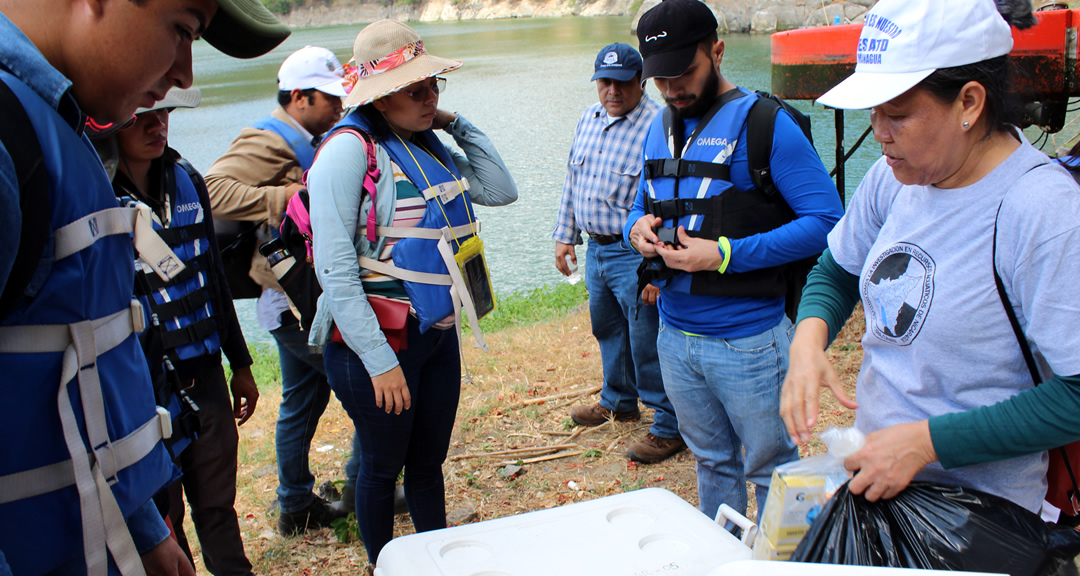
left=306, top=19, right=518, bottom=564
left=780, top=0, right=1080, bottom=519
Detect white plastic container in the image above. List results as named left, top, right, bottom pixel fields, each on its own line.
left=711, top=560, right=1006, bottom=575
left=374, top=487, right=753, bottom=575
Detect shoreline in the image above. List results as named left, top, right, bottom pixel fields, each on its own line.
left=275, top=0, right=873, bottom=34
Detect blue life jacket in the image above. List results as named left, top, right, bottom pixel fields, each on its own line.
left=335, top=110, right=479, bottom=333
left=0, top=70, right=177, bottom=575
left=253, top=114, right=316, bottom=171
left=130, top=161, right=222, bottom=367
left=641, top=89, right=795, bottom=299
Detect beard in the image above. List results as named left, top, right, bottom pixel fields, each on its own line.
left=665, top=66, right=721, bottom=120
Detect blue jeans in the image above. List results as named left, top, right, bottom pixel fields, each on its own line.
left=585, top=239, right=678, bottom=439
left=656, top=316, right=799, bottom=522
left=272, top=319, right=360, bottom=513
left=324, top=317, right=460, bottom=564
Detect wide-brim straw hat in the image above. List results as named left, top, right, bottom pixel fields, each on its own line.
left=343, top=20, right=462, bottom=108
left=135, top=87, right=202, bottom=115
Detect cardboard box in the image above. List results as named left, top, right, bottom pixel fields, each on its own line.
left=759, top=467, right=827, bottom=547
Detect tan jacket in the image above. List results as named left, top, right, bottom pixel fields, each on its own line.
left=205, top=107, right=308, bottom=292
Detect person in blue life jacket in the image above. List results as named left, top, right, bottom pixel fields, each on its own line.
left=205, top=46, right=372, bottom=536
left=306, top=20, right=518, bottom=567
left=0, top=0, right=289, bottom=575
left=109, top=87, right=260, bottom=576
left=625, top=0, right=844, bottom=525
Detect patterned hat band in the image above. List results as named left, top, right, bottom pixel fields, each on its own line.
left=358, top=41, right=426, bottom=78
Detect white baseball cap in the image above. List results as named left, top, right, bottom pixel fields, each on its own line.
left=278, top=46, right=349, bottom=98
left=817, top=0, right=1014, bottom=110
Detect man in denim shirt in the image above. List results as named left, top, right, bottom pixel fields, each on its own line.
left=553, top=43, right=685, bottom=464
left=0, top=0, right=287, bottom=574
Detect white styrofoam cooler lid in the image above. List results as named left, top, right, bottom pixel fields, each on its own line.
left=374, top=487, right=752, bottom=575
left=710, top=560, right=1007, bottom=575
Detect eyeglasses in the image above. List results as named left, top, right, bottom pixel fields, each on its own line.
left=402, top=77, right=447, bottom=102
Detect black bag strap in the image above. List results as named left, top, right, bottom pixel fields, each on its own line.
left=747, top=91, right=814, bottom=202
left=0, top=76, right=51, bottom=320
left=992, top=198, right=1080, bottom=513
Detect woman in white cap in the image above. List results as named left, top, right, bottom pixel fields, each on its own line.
left=781, top=0, right=1080, bottom=517
left=306, top=20, right=517, bottom=565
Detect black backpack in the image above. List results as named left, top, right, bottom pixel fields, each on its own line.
left=746, top=91, right=822, bottom=323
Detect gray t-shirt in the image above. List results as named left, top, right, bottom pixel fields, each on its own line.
left=829, top=138, right=1080, bottom=512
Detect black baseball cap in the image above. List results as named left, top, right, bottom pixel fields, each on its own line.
left=637, top=0, right=718, bottom=82
left=590, top=43, right=643, bottom=82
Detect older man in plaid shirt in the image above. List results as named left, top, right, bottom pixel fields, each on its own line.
left=552, top=43, right=685, bottom=464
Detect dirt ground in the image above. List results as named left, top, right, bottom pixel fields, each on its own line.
left=182, top=304, right=866, bottom=574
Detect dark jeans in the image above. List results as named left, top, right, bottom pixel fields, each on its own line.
left=169, top=363, right=252, bottom=576
left=271, top=318, right=360, bottom=513
left=324, top=317, right=460, bottom=564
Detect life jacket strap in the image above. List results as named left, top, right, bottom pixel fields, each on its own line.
left=645, top=196, right=716, bottom=221
left=150, top=289, right=210, bottom=322
left=140, top=252, right=212, bottom=293
left=0, top=300, right=161, bottom=576
left=158, top=316, right=217, bottom=351
left=358, top=257, right=453, bottom=286
left=420, top=178, right=470, bottom=204
left=55, top=205, right=186, bottom=283
left=642, top=158, right=731, bottom=182
left=373, top=220, right=480, bottom=240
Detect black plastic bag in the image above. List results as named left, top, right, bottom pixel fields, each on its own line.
left=790, top=482, right=1080, bottom=576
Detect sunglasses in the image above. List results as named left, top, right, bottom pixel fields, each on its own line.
left=401, top=77, right=447, bottom=102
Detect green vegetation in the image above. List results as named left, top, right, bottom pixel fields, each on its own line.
left=476, top=282, right=588, bottom=333
left=331, top=513, right=361, bottom=543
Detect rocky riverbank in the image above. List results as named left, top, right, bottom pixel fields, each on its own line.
left=278, top=0, right=875, bottom=33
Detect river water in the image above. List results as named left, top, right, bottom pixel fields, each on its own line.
left=171, top=16, right=882, bottom=344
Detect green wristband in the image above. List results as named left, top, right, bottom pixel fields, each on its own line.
left=717, top=236, right=731, bottom=274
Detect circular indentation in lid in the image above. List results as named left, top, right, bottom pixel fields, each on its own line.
left=439, top=540, right=494, bottom=563
left=606, top=507, right=656, bottom=527
left=639, top=533, right=691, bottom=556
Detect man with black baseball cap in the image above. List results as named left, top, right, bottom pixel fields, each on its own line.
left=554, top=43, right=685, bottom=464
left=0, top=0, right=288, bottom=574
left=624, top=0, right=844, bottom=523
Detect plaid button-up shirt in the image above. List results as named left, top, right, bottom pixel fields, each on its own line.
left=552, top=95, right=661, bottom=245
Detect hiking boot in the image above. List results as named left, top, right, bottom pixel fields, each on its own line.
left=626, top=433, right=687, bottom=464
left=278, top=496, right=348, bottom=536
left=329, top=483, right=409, bottom=516
left=570, top=403, right=640, bottom=427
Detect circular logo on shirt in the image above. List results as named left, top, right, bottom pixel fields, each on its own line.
left=862, top=242, right=935, bottom=345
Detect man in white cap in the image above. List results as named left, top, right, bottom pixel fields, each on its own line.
left=0, top=0, right=288, bottom=574
left=205, top=45, right=357, bottom=536
left=625, top=0, right=844, bottom=525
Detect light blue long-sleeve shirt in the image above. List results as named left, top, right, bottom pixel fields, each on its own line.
left=308, top=115, right=517, bottom=376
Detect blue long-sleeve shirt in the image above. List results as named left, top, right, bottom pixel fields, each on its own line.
left=624, top=93, right=844, bottom=338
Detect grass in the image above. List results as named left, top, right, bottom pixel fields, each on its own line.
left=476, top=282, right=588, bottom=333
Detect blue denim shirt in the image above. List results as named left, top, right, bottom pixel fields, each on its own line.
left=307, top=115, right=518, bottom=376
left=0, top=12, right=170, bottom=556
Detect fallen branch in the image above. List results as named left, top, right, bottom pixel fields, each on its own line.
left=450, top=443, right=580, bottom=461
left=497, top=450, right=585, bottom=466
left=605, top=424, right=651, bottom=452
left=541, top=430, right=574, bottom=436
left=576, top=420, right=613, bottom=438
left=505, top=385, right=601, bottom=410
